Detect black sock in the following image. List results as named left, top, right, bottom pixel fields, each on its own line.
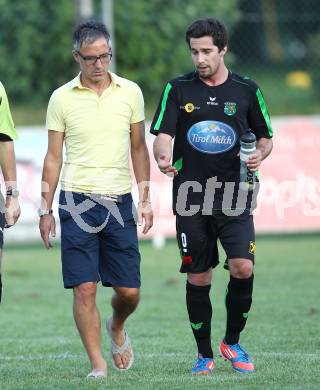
left=186, top=281, right=213, bottom=358
left=225, top=274, right=254, bottom=345
left=0, top=273, right=2, bottom=304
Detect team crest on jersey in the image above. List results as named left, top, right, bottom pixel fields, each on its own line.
left=224, top=102, right=237, bottom=116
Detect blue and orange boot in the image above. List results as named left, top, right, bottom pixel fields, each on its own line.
left=219, top=339, right=255, bottom=373
left=191, top=353, right=215, bottom=375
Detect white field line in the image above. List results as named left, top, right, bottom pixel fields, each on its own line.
left=0, top=352, right=83, bottom=361
left=0, top=336, right=71, bottom=343
left=0, top=351, right=319, bottom=361
left=139, top=352, right=320, bottom=358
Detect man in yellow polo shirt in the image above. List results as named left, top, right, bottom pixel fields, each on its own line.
left=0, top=81, right=20, bottom=303
left=39, top=21, right=153, bottom=378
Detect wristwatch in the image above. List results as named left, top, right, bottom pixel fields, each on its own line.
left=6, top=188, right=19, bottom=197
left=38, top=208, right=53, bottom=217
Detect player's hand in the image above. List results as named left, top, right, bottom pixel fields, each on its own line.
left=246, top=150, right=263, bottom=172
left=4, top=196, right=21, bottom=228
left=39, top=214, right=56, bottom=249
left=137, top=201, right=153, bottom=234
left=157, top=155, right=178, bottom=176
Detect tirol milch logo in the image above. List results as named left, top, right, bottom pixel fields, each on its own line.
left=187, top=121, right=237, bottom=154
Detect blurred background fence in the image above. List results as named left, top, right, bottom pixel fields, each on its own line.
left=1, top=0, right=320, bottom=243
left=0, top=0, right=319, bottom=120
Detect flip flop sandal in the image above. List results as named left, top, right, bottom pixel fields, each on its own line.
left=106, top=317, right=134, bottom=371
left=86, top=369, right=106, bottom=379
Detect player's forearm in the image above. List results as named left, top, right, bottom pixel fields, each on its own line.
left=131, top=144, right=151, bottom=202
left=0, top=141, right=17, bottom=189
left=41, top=155, right=62, bottom=209
left=256, top=138, right=273, bottom=160
left=153, top=133, right=173, bottom=163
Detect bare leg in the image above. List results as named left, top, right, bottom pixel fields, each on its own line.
left=228, top=258, right=253, bottom=279
left=0, top=249, right=2, bottom=303
left=73, top=282, right=106, bottom=373
left=187, top=269, right=212, bottom=286
left=108, top=287, right=140, bottom=369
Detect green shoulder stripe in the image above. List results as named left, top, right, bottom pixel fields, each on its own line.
left=153, top=83, right=172, bottom=131
left=173, top=157, right=183, bottom=172
left=256, top=89, right=273, bottom=137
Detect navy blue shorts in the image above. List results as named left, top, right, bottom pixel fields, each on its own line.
left=58, top=191, right=141, bottom=289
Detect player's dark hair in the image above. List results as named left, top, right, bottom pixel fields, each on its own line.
left=186, top=18, right=228, bottom=51
left=73, top=20, right=110, bottom=51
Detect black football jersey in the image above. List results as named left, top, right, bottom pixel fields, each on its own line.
left=151, top=71, right=273, bottom=213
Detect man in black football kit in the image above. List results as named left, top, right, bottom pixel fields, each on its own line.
left=151, top=18, right=273, bottom=375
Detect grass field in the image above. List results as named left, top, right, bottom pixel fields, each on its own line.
left=0, top=236, right=320, bottom=389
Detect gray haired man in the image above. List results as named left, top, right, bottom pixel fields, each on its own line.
left=39, top=21, right=153, bottom=378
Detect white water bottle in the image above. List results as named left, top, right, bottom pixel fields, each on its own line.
left=240, top=130, right=256, bottom=191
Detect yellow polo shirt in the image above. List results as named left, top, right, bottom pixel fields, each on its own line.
left=0, top=81, right=18, bottom=139
left=46, top=72, right=145, bottom=194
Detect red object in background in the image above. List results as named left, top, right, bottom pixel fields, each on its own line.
left=138, top=117, right=320, bottom=238
left=254, top=117, right=320, bottom=232
left=3, top=118, right=319, bottom=243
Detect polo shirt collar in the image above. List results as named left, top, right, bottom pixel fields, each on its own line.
left=71, top=72, right=122, bottom=90
left=109, top=72, right=122, bottom=87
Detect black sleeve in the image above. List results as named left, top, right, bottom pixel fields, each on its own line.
left=247, top=84, right=273, bottom=140
left=0, top=133, right=13, bottom=141
left=150, top=81, right=179, bottom=137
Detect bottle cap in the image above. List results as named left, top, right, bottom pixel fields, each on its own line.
left=240, top=130, right=256, bottom=144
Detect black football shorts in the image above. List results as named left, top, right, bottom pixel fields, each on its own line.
left=176, top=210, right=255, bottom=273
